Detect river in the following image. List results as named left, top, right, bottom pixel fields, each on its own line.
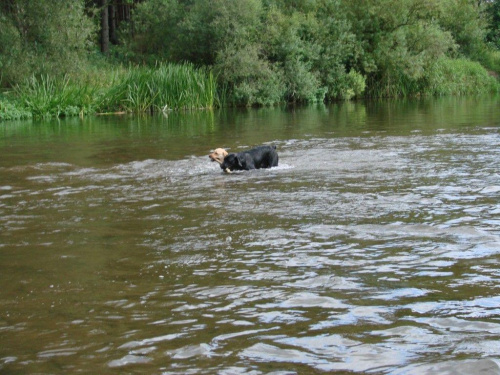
left=1, top=97, right=500, bottom=374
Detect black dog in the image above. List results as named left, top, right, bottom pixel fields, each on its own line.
left=220, top=145, right=279, bottom=173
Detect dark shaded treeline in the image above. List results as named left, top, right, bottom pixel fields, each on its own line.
left=91, top=0, right=133, bottom=53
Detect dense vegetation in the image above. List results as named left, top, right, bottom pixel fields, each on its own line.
left=1, top=0, right=500, bottom=120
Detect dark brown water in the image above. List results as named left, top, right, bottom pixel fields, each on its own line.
left=1, top=97, right=500, bottom=374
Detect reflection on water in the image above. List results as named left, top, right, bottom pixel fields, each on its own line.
left=1, top=97, right=500, bottom=374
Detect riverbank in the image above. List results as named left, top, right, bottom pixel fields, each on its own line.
left=3, top=0, right=500, bottom=123
left=1, top=58, right=499, bottom=122
left=0, top=63, right=216, bottom=121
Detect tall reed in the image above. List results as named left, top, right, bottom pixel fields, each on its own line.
left=6, top=63, right=217, bottom=120
left=99, top=62, right=216, bottom=113
left=366, top=71, right=424, bottom=98
left=14, top=75, right=97, bottom=118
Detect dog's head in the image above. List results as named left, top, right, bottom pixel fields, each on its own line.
left=209, top=148, right=228, bottom=165
left=220, top=154, right=243, bottom=173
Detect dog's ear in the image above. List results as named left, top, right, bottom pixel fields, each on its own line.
left=235, top=155, right=243, bottom=168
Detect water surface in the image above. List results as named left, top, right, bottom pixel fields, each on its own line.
left=1, top=97, right=500, bottom=374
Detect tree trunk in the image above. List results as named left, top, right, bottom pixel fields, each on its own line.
left=109, top=2, right=117, bottom=45
left=100, top=0, right=109, bottom=54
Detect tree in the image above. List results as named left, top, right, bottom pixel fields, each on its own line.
left=85, top=0, right=137, bottom=55
left=101, top=0, right=110, bottom=54
left=342, top=0, right=457, bottom=96
left=486, top=0, right=500, bottom=48
left=0, top=0, right=96, bottom=86
left=436, top=0, right=487, bottom=59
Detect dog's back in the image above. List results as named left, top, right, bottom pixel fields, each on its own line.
left=245, top=145, right=278, bottom=169
left=220, top=145, right=278, bottom=172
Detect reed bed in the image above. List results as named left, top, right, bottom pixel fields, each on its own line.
left=366, top=72, right=424, bottom=98
left=7, top=62, right=217, bottom=119
left=2, top=59, right=497, bottom=121
left=14, top=75, right=97, bottom=118
left=99, top=63, right=216, bottom=113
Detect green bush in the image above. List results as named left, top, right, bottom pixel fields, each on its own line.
left=215, top=44, right=286, bottom=106
left=330, top=70, right=367, bottom=100
left=284, top=58, right=326, bottom=102
left=0, top=15, right=25, bottom=86
left=0, top=96, right=32, bottom=121
left=262, top=7, right=326, bottom=103
left=476, top=48, right=500, bottom=73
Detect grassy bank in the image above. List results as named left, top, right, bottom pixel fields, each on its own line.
left=99, top=63, right=216, bottom=113
left=1, top=58, right=499, bottom=122
left=427, top=58, right=500, bottom=96
left=1, top=62, right=216, bottom=121
left=367, top=57, right=500, bottom=98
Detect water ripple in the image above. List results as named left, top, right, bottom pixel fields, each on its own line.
left=1, top=123, right=500, bottom=374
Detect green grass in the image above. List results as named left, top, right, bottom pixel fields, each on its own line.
left=14, top=75, right=97, bottom=118
left=98, top=63, right=217, bottom=113
left=1, top=58, right=498, bottom=121
left=367, top=57, right=499, bottom=98
left=426, top=57, right=500, bottom=96
left=3, top=62, right=217, bottom=121
left=367, top=71, right=425, bottom=98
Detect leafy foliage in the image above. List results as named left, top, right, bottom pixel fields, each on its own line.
left=486, top=0, right=500, bottom=49
left=0, top=0, right=95, bottom=86
left=0, top=97, right=32, bottom=121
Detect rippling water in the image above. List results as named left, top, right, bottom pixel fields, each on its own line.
left=1, top=98, right=500, bottom=374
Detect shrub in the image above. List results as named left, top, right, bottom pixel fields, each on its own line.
left=215, top=44, right=286, bottom=106
left=0, top=96, right=32, bottom=121
left=0, top=15, right=25, bottom=86
left=331, top=70, right=366, bottom=100
left=476, top=48, right=500, bottom=74
left=282, top=55, right=326, bottom=103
